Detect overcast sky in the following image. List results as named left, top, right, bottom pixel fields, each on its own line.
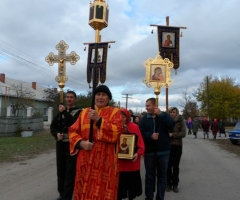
left=0, top=0, right=240, bottom=113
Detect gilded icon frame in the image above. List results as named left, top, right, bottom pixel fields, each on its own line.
left=118, top=133, right=136, bottom=159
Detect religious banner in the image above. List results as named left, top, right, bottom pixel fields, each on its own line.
left=157, top=26, right=180, bottom=70
left=86, top=42, right=109, bottom=86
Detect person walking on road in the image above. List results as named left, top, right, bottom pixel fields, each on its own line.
left=192, top=117, right=201, bottom=139
left=50, top=91, right=82, bottom=200
left=202, top=117, right=210, bottom=139
left=166, top=107, right=186, bottom=193
left=139, top=98, right=175, bottom=200
left=211, top=118, right=219, bottom=139
left=186, top=117, right=193, bottom=135
left=219, top=118, right=226, bottom=137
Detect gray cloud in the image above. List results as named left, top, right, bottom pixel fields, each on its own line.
left=1, top=0, right=240, bottom=113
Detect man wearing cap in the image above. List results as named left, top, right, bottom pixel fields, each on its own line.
left=69, top=85, right=123, bottom=200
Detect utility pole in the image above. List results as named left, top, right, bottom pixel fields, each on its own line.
left=122, top=94, right=132, bottom=109
left=207, top=76, right=210, bottom=120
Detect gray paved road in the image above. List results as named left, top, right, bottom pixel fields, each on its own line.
left=0, top=134, right=240, bottom=200
left=138, top=134, right=240, bottom=200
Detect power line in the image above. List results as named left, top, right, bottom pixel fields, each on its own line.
left=0, top=42, right=88, bottom=89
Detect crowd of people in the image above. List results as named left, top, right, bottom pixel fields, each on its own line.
left=50, top=84, right=227, bottom=200
left=186, top=117, right=226, bottom=139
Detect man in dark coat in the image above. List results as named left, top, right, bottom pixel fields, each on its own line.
left=50, top=91, right=81, bottom=200
left=139, top=98, right=175, bottom=200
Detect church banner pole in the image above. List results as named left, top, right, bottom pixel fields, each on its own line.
left=89, top=42, right=99, bottom=142
left=86, top=0, right=114, bottom=142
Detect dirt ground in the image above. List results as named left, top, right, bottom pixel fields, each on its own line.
left=211, top=138, right=240, bottom=157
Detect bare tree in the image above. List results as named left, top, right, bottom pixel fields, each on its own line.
left=9, top=83, right=35, bottom=116
left=179, top=89, right=199, bottom=119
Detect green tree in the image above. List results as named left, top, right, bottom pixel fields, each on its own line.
left=193, top=76, right=240, bottom=120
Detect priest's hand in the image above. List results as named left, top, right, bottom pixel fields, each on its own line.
left=80, top=140, right=95, bottom=151
left=88, top=109, right=101, bottom=121
left=132, top=153, right=138, bottom=162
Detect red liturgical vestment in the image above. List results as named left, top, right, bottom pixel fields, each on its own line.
left=69, top=106, right=123, bottom=200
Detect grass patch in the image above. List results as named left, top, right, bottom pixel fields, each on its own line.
left=0, top=129, right=55, bottom=163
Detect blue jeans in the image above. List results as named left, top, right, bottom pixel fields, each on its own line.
left=144, top=153, right=169, bottom=200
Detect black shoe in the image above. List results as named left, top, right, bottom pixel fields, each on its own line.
left=173, top=185, right=179, bottom=193
left=166, top=185, right=171, bottom=192
left=56, top=197, right=62, bottom=200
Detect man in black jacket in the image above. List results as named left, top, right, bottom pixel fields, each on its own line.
left=139, top=98, right=175, bottom=200
left=50, top=91, right=81, bottom=200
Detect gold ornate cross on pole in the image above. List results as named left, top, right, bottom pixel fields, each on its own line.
left=45, top=40, right=80, bottom=103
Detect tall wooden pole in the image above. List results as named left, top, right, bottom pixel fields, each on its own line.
left=166, top=16, right=169, bottom=112
left=207, top=76, right=210, bottom=120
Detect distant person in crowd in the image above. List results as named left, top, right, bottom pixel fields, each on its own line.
left=118, top=108, right=145, bottom=200
left=128, top=109, right=136, bottom=122
left=202, top=117, right=210, bottom=139
left=166, top=107, right=186, bottom=193
left=50, top=91, right=82, bottom=200
left=192, top=117, right=201, bottom=139
left=152, top=67, right=164, bottom=81
left=139, top=98, right=175, bottom=200
left=211, top=118, right=219, bottom=139
left=186, top=117, right=193, bottom=135
left=219, top=118, right=226, bottom=137
left=68, top=85, right=123, bottom=200
left=163, top=35, right=173, bottom=47
left=134, top=116, right=140, bottom=126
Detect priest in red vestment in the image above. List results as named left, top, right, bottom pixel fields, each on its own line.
left=69, top=85, right=123, bottom=200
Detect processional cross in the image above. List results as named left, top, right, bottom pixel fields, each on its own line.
left=45, top=40, right=80, bottom=103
